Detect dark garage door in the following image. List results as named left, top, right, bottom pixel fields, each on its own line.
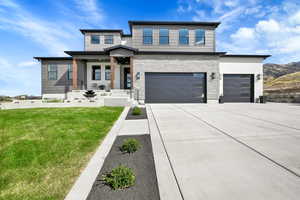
left=223, top=74, right=254, bottom=102
left=145, top=73, right=206, bottom=103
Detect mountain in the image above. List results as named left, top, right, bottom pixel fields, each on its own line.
left=263, top=62, right=300, bottom=92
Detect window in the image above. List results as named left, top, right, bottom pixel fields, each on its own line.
left=179, top=29, right=189, bottom=45
left=91, top=35, right=100, bottom=44
left=67, top=64, right=72, bottom=80
left=105, top=65, right=111, bottom=80
left=195, top=29, right=205, bottom=45
left=92, top=65, right=101, bottom=80
left=48, top=64, right=57, bottom=80
left=159, top=28, right=169, bottom=45
left=104, top=35, right=113, bottom=44
left=143, top=28, right=153, bottom=45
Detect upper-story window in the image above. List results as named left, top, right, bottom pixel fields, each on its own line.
left=105, top=65, right=111, bottom=80
left=143, top=28, right=153, bottom=45
left=195, top=29, right=205, bottom=45
left=67, top=64, right=72, bottom=80
left=179, top=29, right=189, bottom=45
left=48, top=64, right=57, bottom=80
left=159, top=28, right=169, bottom=45
left=91, top=35, right=100, bottom=44
left=104, top=35, right=114, bottom=44
left=92, top=65, right=101, bottom=80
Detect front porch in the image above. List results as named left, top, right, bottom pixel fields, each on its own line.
left=69, top=46, right=136, bottom=92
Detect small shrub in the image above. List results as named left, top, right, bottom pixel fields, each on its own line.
left=131, top=107, right=142, bottom=115
left=120, top=139, right=141, bottom=153
left=102, top=165, right=135, bottom=190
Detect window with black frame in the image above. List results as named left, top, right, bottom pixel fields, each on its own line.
left=104, top=35, right=113, bottom=44
left=48, top=64, right=57, bottom=80
left=91, top=35, right=100, bottom=44
left=67, top=64, right=72, bottom=80
left=179, top=29, right=189, bottom=45
left=105, top=65, right=111, bottom=80
left=159, top=28, right=169, bottom=45
left=143, top=28, right=153, bottom=45
left=92, top=65, right=101, bottom=80
left=195, top=29, right=205, bottom=45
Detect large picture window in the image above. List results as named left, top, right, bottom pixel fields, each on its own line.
left=143, top=28, right=153, bottom=45
left=91, top=35, right=100, bottom=44
left=67, top=64, right=72, bottom=80
left=104, top=35, right=113, bottom=44
left=92, top=65, right=101, bottom=80
left=48, top=64, right=57, bottom=80
left=195, top=29, right=205, bottom=45
left=159, top=28, right=169, bottom=45
left=179, top=29, right=189, bottom=45
left=105, top=65, right=111, bottom=80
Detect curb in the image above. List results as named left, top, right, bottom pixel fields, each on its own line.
left=64, top=107, right=129, bottom=200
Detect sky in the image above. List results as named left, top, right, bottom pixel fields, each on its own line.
left=0, top=0, right=300, bottom=96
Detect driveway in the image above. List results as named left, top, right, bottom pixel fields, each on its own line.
left=148, top=103, right=300, bottom=200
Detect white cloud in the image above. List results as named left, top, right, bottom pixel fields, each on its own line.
left=231, top=27, right=255, bottom=40
left=73, top=0, right=103, bottom=24
left=18, top=61, right=38, bottom=67
left=0, top=1, right=79, bottom=55
left=289, top=10, right=300, bottom=25
left=256, top=19, right=281, bottom=33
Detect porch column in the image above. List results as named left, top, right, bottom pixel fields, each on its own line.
left=72, top=58, right=78, bottom=89
left=110, top=56, right=115, bottom=89
left=130, top=56, right=134, bottom=89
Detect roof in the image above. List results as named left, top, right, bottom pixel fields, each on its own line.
left=79, top=29, right=123, bottom=35
left=104, top=45, right=138, bottom=52
left=64, top=51, right=106, bottom=56
left=221, top=54, right=271, bottom=59
left=34, top=57, right=72, bottom=61
left=128, top=20, right=221, bottom=32
left=137, top=51, right=226, bottom=55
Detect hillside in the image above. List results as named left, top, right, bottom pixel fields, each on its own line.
left=263, top=62, right=300, bottom=92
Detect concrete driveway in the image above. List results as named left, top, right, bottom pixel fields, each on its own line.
left=148, top=103, right=300, bottom=200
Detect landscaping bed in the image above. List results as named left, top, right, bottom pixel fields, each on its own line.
left=86, top=135, right=160, bottom=200
left=125, top=107, right=147, bottom=120
left=0, top=107, right=123, bottom=200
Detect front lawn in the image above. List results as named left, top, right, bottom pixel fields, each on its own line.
left=0, top=107, right=123, bottom=200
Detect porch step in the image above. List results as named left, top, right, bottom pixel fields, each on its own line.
left=104, top=97, right=132, bottom=107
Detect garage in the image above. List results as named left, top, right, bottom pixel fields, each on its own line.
left=223, top=74, right=254, bottom=102
left=145, top=73, right=206, bottom=103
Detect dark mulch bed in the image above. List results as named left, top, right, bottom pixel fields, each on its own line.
left=125, top=107, right=148, bottom=120
left=86, top=135, right=160, bottom=200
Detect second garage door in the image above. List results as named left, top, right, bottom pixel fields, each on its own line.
left=223, top=74, right=254, bottom=102
left=145, top=73, right=206, bottom=103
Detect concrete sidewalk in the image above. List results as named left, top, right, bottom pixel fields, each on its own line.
left=148, top=104, right=300, bottom=200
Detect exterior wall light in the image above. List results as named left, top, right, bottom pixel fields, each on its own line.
left=136, top=72, right=141, bottom=80
left=256, top=74, right=261, bottom=80
left=210, top=72, right=216, bottom=80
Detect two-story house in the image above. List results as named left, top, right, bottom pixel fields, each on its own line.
left=34, top=21, right=270, bottom=103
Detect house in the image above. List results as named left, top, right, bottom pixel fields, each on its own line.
left=34, top=21, right=270, bottom=103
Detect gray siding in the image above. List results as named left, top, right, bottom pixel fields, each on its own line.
left=41, top=60, right=72, bottom=94
left=84, top=32, right=122, bottom=51
left=133, top=54, right=220, bottom=101
left=131, top=25, right=215, bottom=52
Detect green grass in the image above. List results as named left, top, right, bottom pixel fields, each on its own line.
left=102, top=165, right=135, bottom=190
left=0, top=107, right=123, bottom=200
left=131, top=107, right=142, bottom=115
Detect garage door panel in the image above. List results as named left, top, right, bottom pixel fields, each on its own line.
left=223, top=74, right=254, bottom=103
left=145, top=73, right=206, bottom=103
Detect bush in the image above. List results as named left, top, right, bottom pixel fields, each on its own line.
left=120, top=138, right=141, bottom=153
left=131, top=107, right=142, bottom=115
left=102, top=165, right=135, bottom=190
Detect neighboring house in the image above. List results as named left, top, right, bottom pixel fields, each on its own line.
left=34, top=21, right=270, bottom=103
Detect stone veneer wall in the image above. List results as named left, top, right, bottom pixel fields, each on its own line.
left=133, top=54, right=220, bottom=102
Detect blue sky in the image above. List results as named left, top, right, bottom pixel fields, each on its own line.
left=0, top=0, right=300, bottom=96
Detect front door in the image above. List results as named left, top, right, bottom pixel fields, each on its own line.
left=124, top=68, right=131, bottom=89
